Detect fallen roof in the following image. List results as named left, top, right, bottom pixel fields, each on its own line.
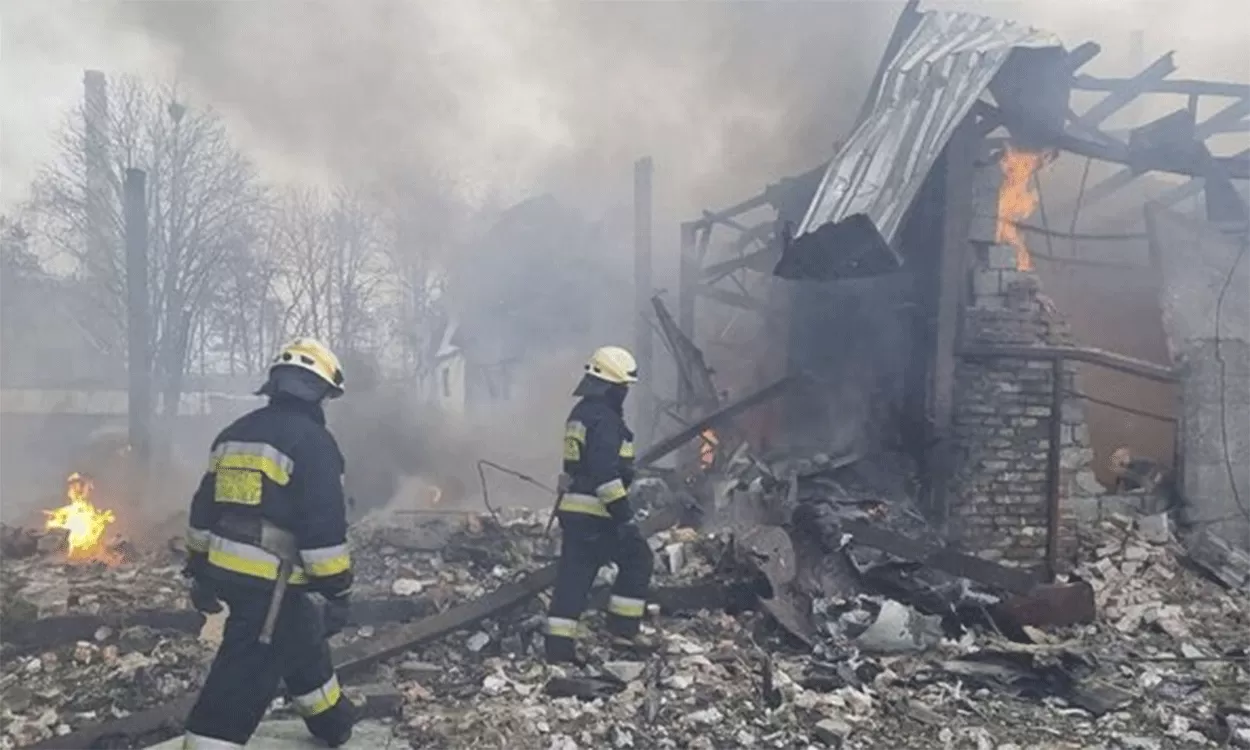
left=794, top=9, right=1060, bottom=251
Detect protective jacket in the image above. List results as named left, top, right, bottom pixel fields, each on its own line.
left=558, top=394, right=636, bottom=522
left=185, top=395, right=353, bottom=598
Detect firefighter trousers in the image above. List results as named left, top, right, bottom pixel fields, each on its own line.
left=183, top=581, right=354, bottom=749
left=546, top=513, right=653, bottom=662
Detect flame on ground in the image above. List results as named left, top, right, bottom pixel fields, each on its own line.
left=699, top=429, right=719, bottom=470
left=44, top=472, right=118, bottom=563
left=996, top=145, right=1046, bottom=272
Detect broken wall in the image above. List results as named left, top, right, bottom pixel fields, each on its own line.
left=947, top=151, right=1101, bottom=567
left=1034, top=256, right=1178, bottom=488
left=783, top=275, right=912, bottom=456
left=1148, top=204, right=1250, bottom=549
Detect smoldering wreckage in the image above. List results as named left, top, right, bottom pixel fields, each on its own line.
left=4, top=4, right=1250, bottom=750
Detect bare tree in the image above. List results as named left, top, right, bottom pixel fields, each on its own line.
left=269, top=187, right=391, bottom=357
left=28, top=74, right=264, bottom=422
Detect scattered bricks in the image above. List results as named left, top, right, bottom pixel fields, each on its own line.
left=1024, top=406, right=1052, bottom=417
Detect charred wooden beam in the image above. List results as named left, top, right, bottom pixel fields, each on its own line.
left=1079, top=99, right=1250, bottom=206
left=651, top=295, right=720, bottom=414
left=840, top=520, right=1041, bottom=595
left=637, top=374, right=802, bottom=468
left=1063, top=42, right=1101, bottom=75
left=702, top=245, right=779, bottom=286
left=1074, top=53, right=1177, bottom=128
left=2, top=610, right=205, bottom=657
left=983, top=101, right=1250, bottom=180
left=694, top=284, right=782, bottom=317
left=1073, top=75, right=1250, bottom=99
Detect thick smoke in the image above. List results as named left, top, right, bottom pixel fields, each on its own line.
left=104, top=1, right=895, bottom=220
left=3, top=0, right=1245, bottom=515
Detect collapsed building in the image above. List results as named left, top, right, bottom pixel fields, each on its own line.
left=659, top=5, right=1250, bottom=573
left=2, top=5, right=1249, bottom=750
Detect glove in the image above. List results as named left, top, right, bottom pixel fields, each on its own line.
left=322, top=594, right=351, bottom=638
left=188, top=578, right=223, bottom=615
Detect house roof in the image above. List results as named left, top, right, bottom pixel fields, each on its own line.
left=796, top=9, right=1060, bottom=248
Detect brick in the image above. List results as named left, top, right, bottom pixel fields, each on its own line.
left=971, top=269, right=1002, bottom=297
left=986, top=244, right=1018, bottom=270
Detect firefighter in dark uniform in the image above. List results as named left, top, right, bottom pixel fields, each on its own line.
left=181, top=338, right=355, bottom=749
left=546, top=346, right=654, bottom=664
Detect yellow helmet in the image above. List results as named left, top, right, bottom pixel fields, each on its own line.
left=585, top=345, right=638, bottom=384
left=271, top=337, right=346, bottom=397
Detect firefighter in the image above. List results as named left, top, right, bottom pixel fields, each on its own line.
left=546, top=345, right=654, bottom=664
left=181, top=338, right=355, bottom=749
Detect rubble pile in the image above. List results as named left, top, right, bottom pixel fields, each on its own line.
left=2, top=480, right=1247, bottom=750
left=348, top=508, right=558, bottom=607
left=0, top=509, right=558, bottom=749
left=383, top=510, right=1248, bottom=750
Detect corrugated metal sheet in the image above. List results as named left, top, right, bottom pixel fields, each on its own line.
left=795, top=10, right=1061, bottom=247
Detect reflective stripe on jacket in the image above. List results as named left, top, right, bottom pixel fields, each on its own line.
left=185, top=396, right=352, bottom=596
left=560, top=395, right=635, bottom=521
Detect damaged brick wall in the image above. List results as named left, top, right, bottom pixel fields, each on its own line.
left=947, top=154, right=1100, bottom=568
left=1148, top=205, right=1250, bottom=549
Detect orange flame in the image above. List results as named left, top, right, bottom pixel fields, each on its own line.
left=996, top=145, right=1046, bottom=271
left=44, top=473, right=117, bottom=563
left=699, top=429, right=719, bottom=469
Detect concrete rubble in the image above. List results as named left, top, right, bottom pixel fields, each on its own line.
left=2, top=463, right=1247, bottom=749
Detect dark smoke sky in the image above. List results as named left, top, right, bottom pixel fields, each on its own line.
left=1, top=0, right=899, bottom=223
left=2, top=1, right=1245, bottom=232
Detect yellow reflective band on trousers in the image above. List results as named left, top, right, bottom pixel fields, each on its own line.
left=608, top=595, right=646, bottom=618
left=546, top=616, right=580, bottom=639
left=596, top=478, right=627, bottom=504
left=619, top=440, right=635, bottom=459
left=185, top=527, right=211, bottom=554
left=557, top=492, right=611, bottom=518
left=182, top=732, right=245, bottom=749
left=209, top=441, right=295, bottom=486
left=292, top=674, right=342, bottom=717
left=299, top=544, right=352, bottom=577
left=206, top=533, right=308, bottom=585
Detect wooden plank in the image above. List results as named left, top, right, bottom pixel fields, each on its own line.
left=1074, top=53, right=1176, bottom=127
left=1078, top=99, right=1250, bottom=207
left=2, top=610, right=205, bottom=656
left=841, top=520, right=1040, bottom=595
left=636, top=375, right=801, bottom=468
